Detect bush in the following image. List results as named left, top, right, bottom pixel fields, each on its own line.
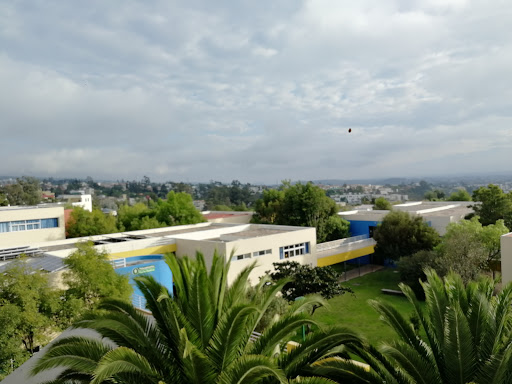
left=397, top=250, right=438, bottom=300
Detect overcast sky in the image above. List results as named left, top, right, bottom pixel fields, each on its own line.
left=1, top=0, right=511, bottom=183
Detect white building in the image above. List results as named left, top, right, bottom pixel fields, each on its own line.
left=57, top=194, right=93, bottom=212
left=0, top=205, right=66, bottom=248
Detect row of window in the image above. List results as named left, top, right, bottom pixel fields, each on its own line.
left=232, top=248, right=272, bottom=261
left=231, top=242, right=311, bottom=261
left=280, top=242, right=310, bottom=259
left=0, top=218, right=59, bottom=233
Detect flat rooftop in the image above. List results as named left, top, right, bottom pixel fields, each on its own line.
left=206, top=227, right=294, bottom=242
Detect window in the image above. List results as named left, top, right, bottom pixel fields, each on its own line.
left=253, top=249, right=272, bottom=257
left=232, top=253, right=251, bottom=261
left=0, top=218, right=59, bottom=233
left=279, top=242, right=310, bottom=260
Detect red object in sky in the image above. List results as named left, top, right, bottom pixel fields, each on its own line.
left=348, top=128, right=352, bottom=133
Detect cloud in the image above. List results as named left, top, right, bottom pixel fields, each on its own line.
left=0, top=0, right=511, bottom=183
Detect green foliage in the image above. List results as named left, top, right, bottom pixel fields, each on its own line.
left=373, top=197, right=392, bottom=210
left=154, top=191, right=205, bottom=226
left=33, top=252, right=366, bottom=383
left=0, top=260, right=61, bottom=377
left=252, top=182, right=350, bottom=242
left=364, top=270, right=512, bottom=384
left=252, top=188, right=285, bottom=224
left=424, top=189, right=445, bottom=201
left=472, top=184, right=512, bottom=228
left=0, top=176, right=41, bottom=206
left=66, top=207, right=118, bottom=238
left=447, top=189, right=472, bottom=201
left=397, top=250, right=438, bottom=299
left=373, top=210, right=441, bottom=261
left=63, top=242, right=132, bottom=309
left=435, top=217, right=509, bottom=281
left=267, top=261, right=352, bottom=302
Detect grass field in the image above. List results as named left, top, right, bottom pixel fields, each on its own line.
left=313, top=268, right=418, bottom=346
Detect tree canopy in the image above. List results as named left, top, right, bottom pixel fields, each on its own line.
left=373, top=197, right=392, bottom=210
left=447, top=189, right=472, bottom=201
left=0, top=176, right=41, bottom=206
left=373, top=210, right=440, bottom=261
left=266, top=261, right=352, bottom=302
left=66, top=207, right=119, bottom=238
left=435, top=217, right=509, bottom=281
left=63, top=242, right=132, bottom=309
left=472, top=184, right=512, bottom=228
left=252, top=182, right=350, bottom=242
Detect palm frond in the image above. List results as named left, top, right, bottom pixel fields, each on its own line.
left=90, top=346, right=160, bottom=384
left=216, top=354, right=287, bottom=384
left=442, top=304, right=476, bottom=384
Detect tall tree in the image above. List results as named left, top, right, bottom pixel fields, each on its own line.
left=252, top=182, right=350, bottom=242
left=435, top=217, right=509, bottom=281
left=472, top=184, right=512, bottom=228
left=373, top=210, right=440, bottom=261
left=154, top=191, right=205, bottom=226
left=63, top=242, right=132, bottom=310
left=32, top=252, right=365, bottom=383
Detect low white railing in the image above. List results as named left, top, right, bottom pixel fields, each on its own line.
left=110, top=258, right=127, bottom=269
left=316, top=234, right=370, bottom=252
left=132, top=293, right=147, bottom=310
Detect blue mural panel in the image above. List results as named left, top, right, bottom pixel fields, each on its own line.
left=114, top=255, right=173, bottom=308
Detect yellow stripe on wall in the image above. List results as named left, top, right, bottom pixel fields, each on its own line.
left=109, top=243, right=177, bottom=259
left=316, top=245, right=375, bottom=267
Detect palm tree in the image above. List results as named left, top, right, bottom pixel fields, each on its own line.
left=32, top=251, right=365, bottom=383
left=326, top=269, right=512, bottom=384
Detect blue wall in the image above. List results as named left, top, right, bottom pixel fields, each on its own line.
left=348, top=219, right=381, bottom=237
left=346, top=220, right=382, bottom=265
left=114, top=255, right=173, bottom=303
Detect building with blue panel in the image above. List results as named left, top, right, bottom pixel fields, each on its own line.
left=113, top=255, right=173, bottom=310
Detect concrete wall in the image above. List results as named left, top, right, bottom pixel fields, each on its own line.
left=225, top=227, right=317, bottom=285
left=0, top=206, right=65, bottom=247
left=501, top=233, right=512, bottom=286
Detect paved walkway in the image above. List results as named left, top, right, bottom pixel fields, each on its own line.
left=339, top=264, right=385, bottom=282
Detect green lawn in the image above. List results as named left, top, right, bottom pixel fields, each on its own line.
left=313, top=268, right=418, bottom=346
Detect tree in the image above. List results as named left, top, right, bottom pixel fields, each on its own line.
left=1, top=176, right=41, bottom=206
left=373, top=197, right=392, bottom=210
left=154, top=191, right=205, bottom=226
left=447, top=189, right=471, bottom=201
left=373, top=211, right=440, bottom=261
left=0, top=261, right=60, bottom=357
left=363, top=270, right=512, bottom=384
left=252, top=188, right=285, bottom=224
left=66, top=207, right=118, bottom=238
left=472, top=184, right=512, bottom=228
left=252, top=182, right=350, bottom=242
left=32, top=252, right=365, bottom=383
left=266, top=261, right=352, bottom=302
left=397, top=250, right=438, bottom=300
left=424, top=189, right=445, bottom=201
left=63, top=242, right=132, bottom=310
left=435, top=217, right=509, bottom=281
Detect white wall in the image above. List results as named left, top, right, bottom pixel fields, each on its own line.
left=225, top=227, right=317, bottom=285
left=0, top=206, right=65, bottom=248
left=501, top=234, right=512, bottom=286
